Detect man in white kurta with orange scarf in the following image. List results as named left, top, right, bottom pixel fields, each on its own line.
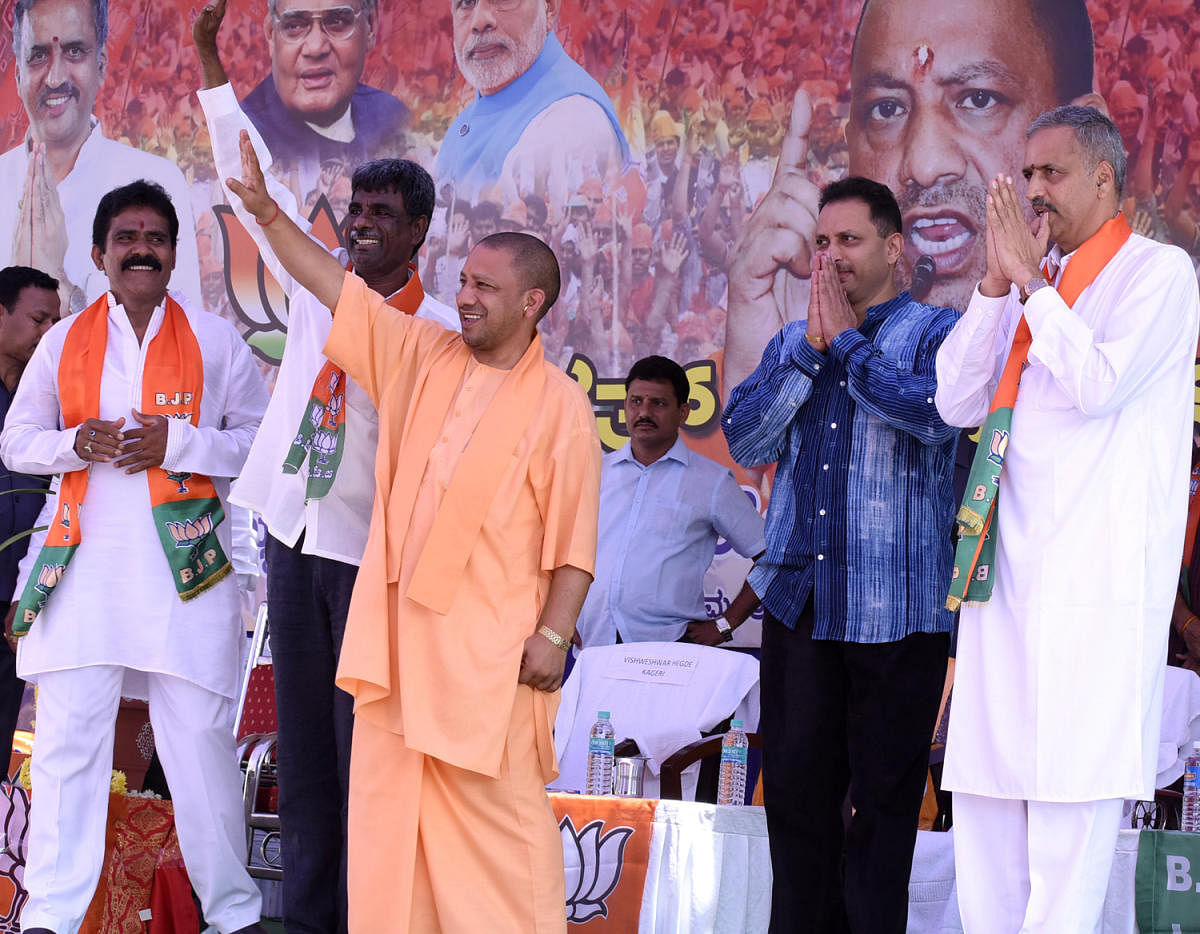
left=227, top=132, right=601, bottom=933
left=1, top=180, right=268, bottom=934
left=935, top=106, right=1200, bottom=932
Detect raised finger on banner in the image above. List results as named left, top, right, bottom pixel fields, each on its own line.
left=773, top=89, right=812, bottom=183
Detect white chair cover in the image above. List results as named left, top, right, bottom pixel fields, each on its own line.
left=552, top=642, right=760, bottom=799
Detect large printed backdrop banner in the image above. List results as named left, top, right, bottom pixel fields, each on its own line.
left=1, top=0, right=1199, bottom=644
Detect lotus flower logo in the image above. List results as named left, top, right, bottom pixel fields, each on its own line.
left=311, top=429, right=338, bottom=463
left=166, top=513, right=214, bottom=548
left=326, top=392, right=343, bottom=422
left=35, top=564, right=65, bottom=593
left=166, top=471, right=192, bottom=495
left=559, top=815, right=633, bottom=923
left=987, top=428, right=1009, bottom=466
left=306, top=401, right=325, bottom=430
left=327, top=371, right=342, bottom=394
left=212, top=195, right=344, bottom=364
left=0, top=782, right=31, bottom=924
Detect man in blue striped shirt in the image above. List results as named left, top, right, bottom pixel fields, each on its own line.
left=723, top=175, right=958, bottom=934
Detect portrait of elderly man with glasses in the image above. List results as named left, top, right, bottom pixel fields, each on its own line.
left=241, top=0, right=409, bottom=175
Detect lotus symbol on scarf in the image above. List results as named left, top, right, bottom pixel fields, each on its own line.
left=987, top=428, right=1009, bottom=465
left=166, top=471, right=193, bottom=495
left=559, top=815, right=633, bottom=922
left=311, top=429, right=338, bottom=464
left=326, top=392, right=343, bottom=423
left=166, top=513, right=214, bottom=548
left=307, top=400, right=326, bottom=430
left=35, top=563, right=65, bottom=592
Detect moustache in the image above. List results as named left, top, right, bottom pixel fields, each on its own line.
left=1031, top=197, right=1057, bottom=215
left=38, top=83, right=79, bottom=107
left=466, top=35, right=512, bottom=57
left=895, top=180, right=988, bottom=227
left=634, top=419, right=657, bottom=428
left=121, top=254, right=163, bottom=271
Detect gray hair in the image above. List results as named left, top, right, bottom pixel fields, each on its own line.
left=1027, top=104, right=1127, bottom=197
left=13, top=0, right=109, bottom=59
left=267, top=0, right=377, bottom=16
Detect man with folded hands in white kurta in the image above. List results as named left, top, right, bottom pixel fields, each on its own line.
left=935, top=105, right=1200, bottom=933
left=0, top=179, right=269, bottom=934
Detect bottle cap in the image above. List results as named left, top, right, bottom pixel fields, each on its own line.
left=598, top=711, right=610, bottom=719
left=731, top=719, right=744, bottom=728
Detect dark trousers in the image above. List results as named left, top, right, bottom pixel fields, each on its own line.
left=759, top=607, right=948, bottom=934
left=265, top=534, right=357, bottom=934
left=0, top=633, right=23, bottom=776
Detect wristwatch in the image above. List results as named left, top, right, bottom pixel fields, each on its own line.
left=1019, top=276, right=1050, bottom=305
left=714, top=616, right=734, bottom=643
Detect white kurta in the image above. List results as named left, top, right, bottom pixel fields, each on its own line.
left=0, top=121, right=202, bottom=310
left=0, top=293, right=267, bottom=700
left=935, top=233, right=1200, bottom=801
left=197, top=83, right=459, bottom=566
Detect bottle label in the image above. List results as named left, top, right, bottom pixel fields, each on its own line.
left=1187, top=762, right=1200, bottom=789
left=589, top=736, right=614, bottom=756
left=721, top=745, right=748, bottom=765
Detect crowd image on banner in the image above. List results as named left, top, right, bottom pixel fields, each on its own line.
left=2, top=0, right=1200, bottom=645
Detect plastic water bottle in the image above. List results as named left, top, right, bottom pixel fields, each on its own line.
left=585, top=711, right=615, bottom=795
left=1184, top=741, right=1200, bottom=831
left=717, top=719, right=749, bottom=806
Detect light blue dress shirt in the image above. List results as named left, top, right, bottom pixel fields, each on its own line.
left=576, top=436, right=766, bottom=646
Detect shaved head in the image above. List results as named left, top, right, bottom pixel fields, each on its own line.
left=477, top=231, right=561, bottom=320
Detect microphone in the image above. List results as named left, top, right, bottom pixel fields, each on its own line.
left=910, top=254, right=936, bottom=300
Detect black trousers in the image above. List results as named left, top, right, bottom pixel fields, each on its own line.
left=265, top=534, right=358, bottom=934
left=759, top=606, right=948, bottom=934
left=0, top=634, right=23, bottom=777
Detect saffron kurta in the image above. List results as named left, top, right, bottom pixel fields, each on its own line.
left=326, top=271, right=601, bottom=778
left=935, top=234, right=1200, bottom=801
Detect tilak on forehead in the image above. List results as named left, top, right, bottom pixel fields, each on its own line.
left=912, top=42, right=934, bottom=74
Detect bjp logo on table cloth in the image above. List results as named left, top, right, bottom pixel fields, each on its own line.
left=559, top=815, right=634, bottom=923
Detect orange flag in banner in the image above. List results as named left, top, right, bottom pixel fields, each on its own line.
left=552, top=794, right=657, bottom=928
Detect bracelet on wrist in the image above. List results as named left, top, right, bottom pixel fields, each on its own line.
left=538, top=625, right=570, bottom=653
left=257, top=200, right=281, bottom=227
left=1182, top=614, right=1199, bottom=636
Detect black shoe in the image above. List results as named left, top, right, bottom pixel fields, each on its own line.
left=228, top=926, right=268, bottom=934
left=22, top=929, right=56, bottom=934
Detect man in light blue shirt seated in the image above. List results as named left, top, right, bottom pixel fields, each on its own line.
left=575, top=356, right=765, bottom=648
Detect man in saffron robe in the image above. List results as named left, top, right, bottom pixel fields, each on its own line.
left=228, top=132, right=601, bottom=932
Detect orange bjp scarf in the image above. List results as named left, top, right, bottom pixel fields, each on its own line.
left=946, top=214, right=1132, bottom=610
left=282, top=265, right=426, bottom=500
left=14, top=294, right=231, bottom=636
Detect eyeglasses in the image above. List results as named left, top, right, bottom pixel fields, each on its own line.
left=273, top=7, right=365, bottom=43
left=452, top=0, right=527, bottom=19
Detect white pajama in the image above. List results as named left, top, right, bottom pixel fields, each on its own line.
left=935, top=234, right=1200, bottom=928
left=22, top=666, right=261, bottom=934
left=952, top=794, right=1123, bottom=934
left=0, top=294, right=269, bottom=933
